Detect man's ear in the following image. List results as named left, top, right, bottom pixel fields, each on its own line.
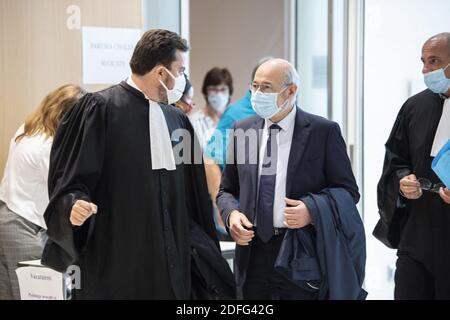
left=288, top=84, right=297, bottom=98
left=153, top=65, right=165, bottom=79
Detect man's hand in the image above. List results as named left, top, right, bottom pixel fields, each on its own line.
left=283, top=198, right=312, bottom=229
left=399, top=174, right=423, bottom=200
left=70, top=200, right=97, bottom=226
left=439, top=187, right=450, bottom=204
left=228, top=210, right=254, bottom=246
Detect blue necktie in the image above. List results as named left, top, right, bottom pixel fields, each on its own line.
left=257, top=124, right=281, bottom=243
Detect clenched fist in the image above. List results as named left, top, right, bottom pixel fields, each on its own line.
left=399, top=174, right=422, bottom=200
left=440, top=187, right=450, bottom=204
left=70, top=200, right=97, bottom=226
left=228, top=210, right=255, bottom=246
left=283, top=198, right=312, bottom=229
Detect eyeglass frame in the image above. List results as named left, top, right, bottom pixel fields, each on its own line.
left=206, top=85, right=229, bottom=95
left=417, top=178, right=446, bottom=193
left=250, top=81, right=293, bottom=94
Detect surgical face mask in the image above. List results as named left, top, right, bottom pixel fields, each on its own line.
left=208, top=93, right=229, bottom=113
left=424, top=63, right=450, bottom=94
left=159, top=67, right=186, bottom=105
left=251, top=87, right=290, bottom=119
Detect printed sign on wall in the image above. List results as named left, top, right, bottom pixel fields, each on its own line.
left=82, top=27, right=141, bottom=84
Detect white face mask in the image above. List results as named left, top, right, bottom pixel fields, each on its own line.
left=208, top=92, right=229, bottom=113
left=159, top=67, right=186, bottom=105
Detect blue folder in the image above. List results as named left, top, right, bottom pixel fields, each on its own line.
left=432, top=139, right=450, bottom=188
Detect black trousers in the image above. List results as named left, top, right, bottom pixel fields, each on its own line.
left=395, top=253, right=435, bottom=300
left=242, top=232, right=318, bottom=300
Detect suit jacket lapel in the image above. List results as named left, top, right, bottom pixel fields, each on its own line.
left=286, top=107, right=311, bottom=196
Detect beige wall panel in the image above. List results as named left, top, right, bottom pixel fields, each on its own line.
left=0, top=0, right=142, bottom=174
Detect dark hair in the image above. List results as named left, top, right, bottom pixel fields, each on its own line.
left=130, top=29, right=189, bottom=76
left=201, top=68, right=234, bottom=97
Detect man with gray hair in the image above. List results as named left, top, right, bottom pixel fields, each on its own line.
left=375, top=32, right=450, bottom=300
left=217, top=58, right=362, bottom=299
left=203, top=56, right=273, bottom=238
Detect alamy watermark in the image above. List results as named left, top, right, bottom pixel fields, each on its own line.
left=171, top=128, right=278, bottom=176
left=66, top=5, right=81, bottom=30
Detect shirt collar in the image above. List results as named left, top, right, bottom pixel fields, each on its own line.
left=127, top=75, right=151, bottom=101
left=440, top=93, right=449, bottom=100
left=266, top=104, right=297, bottom=132
left=445, top=97, right=450, bottom=107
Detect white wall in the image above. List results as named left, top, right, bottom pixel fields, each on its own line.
left=189, top=0, right=287, bottom=107
left=363, top=0, right=450, bottom=299
left=297, top=0, right=329, bottom=118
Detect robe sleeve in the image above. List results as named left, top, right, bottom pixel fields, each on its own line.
left=41, top=93, right=107, bottom=272
left=374, top=104, right=412, bottom=248
left=183, top=115, right=219, bottom=249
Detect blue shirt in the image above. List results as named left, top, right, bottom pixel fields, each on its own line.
left=204, top=90, right=255, bottom=167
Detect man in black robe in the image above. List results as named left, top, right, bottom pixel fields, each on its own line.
left=375, top=32, right=450, bottom=300
left=41, top=29, right=218, bottom=299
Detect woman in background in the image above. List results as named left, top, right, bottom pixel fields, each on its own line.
left=188, top=68, right=234, bottom=240
left=0, top=84, right=85, bottom=300
left=189, top=68, right=233, bottom=149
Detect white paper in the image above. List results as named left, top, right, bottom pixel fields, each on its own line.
left=431, top=99, right=450, bottom=157
left=82, top=27, right=141, bottom=84
left=220, top=241, right=236, bottom=252
left=15, top=265, right=64, bottom=300
left=18, top=259, right=44, bottom=267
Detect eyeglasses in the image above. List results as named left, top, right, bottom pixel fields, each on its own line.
left=207, top=86, right=229, bottom=94
left=250, top=83, right=291, bottom=94
left=250, top=83, right=275, bottom=93
left=418, top=178, right=445, bottom=193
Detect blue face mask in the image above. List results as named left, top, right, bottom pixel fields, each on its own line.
left=424, top=63, right=450, bottom=94
left=251, top=87, right=289, bottom=119
left=208, top=92, right=229, bottom=114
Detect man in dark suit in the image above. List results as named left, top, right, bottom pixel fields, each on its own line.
left=217, top=58, right=360, bottom=300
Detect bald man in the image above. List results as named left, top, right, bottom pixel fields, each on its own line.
left=375, top=32, right=450, bottom=300
left=217, top=59, right=360, bottom=299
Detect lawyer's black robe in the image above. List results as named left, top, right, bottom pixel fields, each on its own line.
left=376, top=89, right=450, bottom=297
left=41, top=81, right=218, bottom=299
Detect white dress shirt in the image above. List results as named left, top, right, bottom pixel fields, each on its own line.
left=431, top=97, right=450, bottom=157
left=127, top=76, right=176, bottom=171
left=0, top=125, right=52, bottom=229
left=257, top=105, right=297, bottom=228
